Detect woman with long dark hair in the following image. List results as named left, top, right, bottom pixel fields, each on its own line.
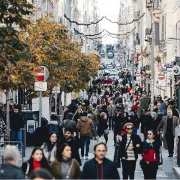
left=140, top=130, right=163, bottom=179
left=41, top=132, right=58, bottom=163
left=51, top=143, right=80, bottom=179
left=21, top=147, right=51, bottom=178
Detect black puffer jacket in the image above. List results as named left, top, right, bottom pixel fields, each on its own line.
left=0, top=164, right=25, bottom=179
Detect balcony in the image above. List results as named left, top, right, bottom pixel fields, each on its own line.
left=159, top=41, right=167, bottom=55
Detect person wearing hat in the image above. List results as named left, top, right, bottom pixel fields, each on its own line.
left=114, top=122, right=142, bottom=179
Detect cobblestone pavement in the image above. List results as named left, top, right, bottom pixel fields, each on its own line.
left=24, top=130, right=178, bottom=179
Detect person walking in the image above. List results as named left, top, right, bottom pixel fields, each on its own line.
left=0, top=145, right=24, bottom=179
left=129, top=110, right=139, bottom=135
left=81, top=142, right=120, bottom=179
left=41, top=132, right=58, bottom=163
left=112, top=110, right=124, bottom=145
left=76, top=111, right=94, bottom=159
left=156, top=103, right=167, bottom=120
left=60, top=112, right=77, bottom=134
left=10, top=106, right=24, bottom=150
left=60, top=127, right=81, bottom=165
left=107, top=101, right=116, bottom=130
left=157, top=109, right=179, bottom=157
left=140, top=130, right=163, bottom=179
left=97, top=112, right=109, bottom=144
left=73, top=107, right=83, bottom=124
left=114, top=123, right=142, bottom=180
left=51, top=143, right=80, bottom=179
left=22, top=147, right=51, bottom=178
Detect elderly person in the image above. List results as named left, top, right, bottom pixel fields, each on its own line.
left=0, top=145, right=24, bottom=179
left=157, top=110, right=179, bottom=157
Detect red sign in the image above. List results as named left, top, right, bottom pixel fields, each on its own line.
left=158, top=73, right=165, bottom=80
left=34, top=66, right=49, bottom=82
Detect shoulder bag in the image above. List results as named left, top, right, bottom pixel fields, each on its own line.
left=25, top=162, right=30, bottom=179
left=66, top=160, right=74, bottom=179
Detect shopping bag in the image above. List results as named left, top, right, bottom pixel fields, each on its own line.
left=98, top=135, right=106, bottom=143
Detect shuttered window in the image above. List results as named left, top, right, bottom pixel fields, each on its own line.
left=161, top=15, right=165, bottom=40
left=154, top=22, right=160, bottom=45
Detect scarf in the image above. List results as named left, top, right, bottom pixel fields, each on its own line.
left=33, top=160, right=41, bottom=170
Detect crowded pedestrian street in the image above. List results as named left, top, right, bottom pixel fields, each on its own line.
left=1, top=0, right=180, bottom=180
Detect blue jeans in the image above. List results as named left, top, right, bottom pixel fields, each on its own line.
left=80, top=136, right=90, bottom=156
left=10, top=130, right=22, bottom=149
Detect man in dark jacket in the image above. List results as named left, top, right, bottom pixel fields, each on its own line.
left=140, top=110, right=154, bottom=138
left=0, top=145, right=24, bottom=179
left=10, top=107, right=24, bottom=149
left=81, top=142, right=120, bottom=179
left=61, top=127, right=81, bottom=165
left=114, top=123, right=142, bottom=180
left=112, top=110, right=124, bottom=145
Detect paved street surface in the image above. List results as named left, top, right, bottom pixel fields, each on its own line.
left=23, top=131, right=178, bottom=179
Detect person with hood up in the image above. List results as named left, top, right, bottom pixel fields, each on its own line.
left=76, top=111, right=94, bottom=159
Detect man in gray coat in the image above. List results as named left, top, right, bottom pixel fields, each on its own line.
left=157, top=109, right=179, bottom=157
left=107, top=101, right=116, bottom=130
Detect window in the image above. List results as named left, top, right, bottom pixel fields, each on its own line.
left=154, top=22, right=160, bottom=45
left=161, top=15, right=165, bottom=41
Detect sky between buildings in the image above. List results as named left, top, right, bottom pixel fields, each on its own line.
left=99, top=0, right=120, bottom=44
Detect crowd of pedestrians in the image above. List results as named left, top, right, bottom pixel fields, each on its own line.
left=0, top=82, right=179, bottom=179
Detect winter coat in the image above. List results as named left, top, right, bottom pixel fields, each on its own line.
left=156, top=116, right=179, bottom=136
left=0, top=164, right=24, bottom=179
left=61, top=137, right=81, bottom=165
left=140, top=114, right=154, bottom=133
left=97, top=117, right=108, bottom=136
left=22, top=160, right=51, bottom=177
left=60, top=119, right=77, bottom=133
left=112, top=114, right=124, bottom=134
left=76, top=116, right=94, bottom=136
left=41, top=143, right=57, bottom=163
left=10, top=112, right=24, bottom=130
left=51, top=159, right=80, bottom=179
left=107, top=105, right=116, bottom=117
left=114, top=134, right=142, bottom=167
left=81, top=158, right=120, bottom=179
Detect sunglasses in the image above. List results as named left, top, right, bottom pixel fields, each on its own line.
left=126, top=128, right=133, bottom=130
